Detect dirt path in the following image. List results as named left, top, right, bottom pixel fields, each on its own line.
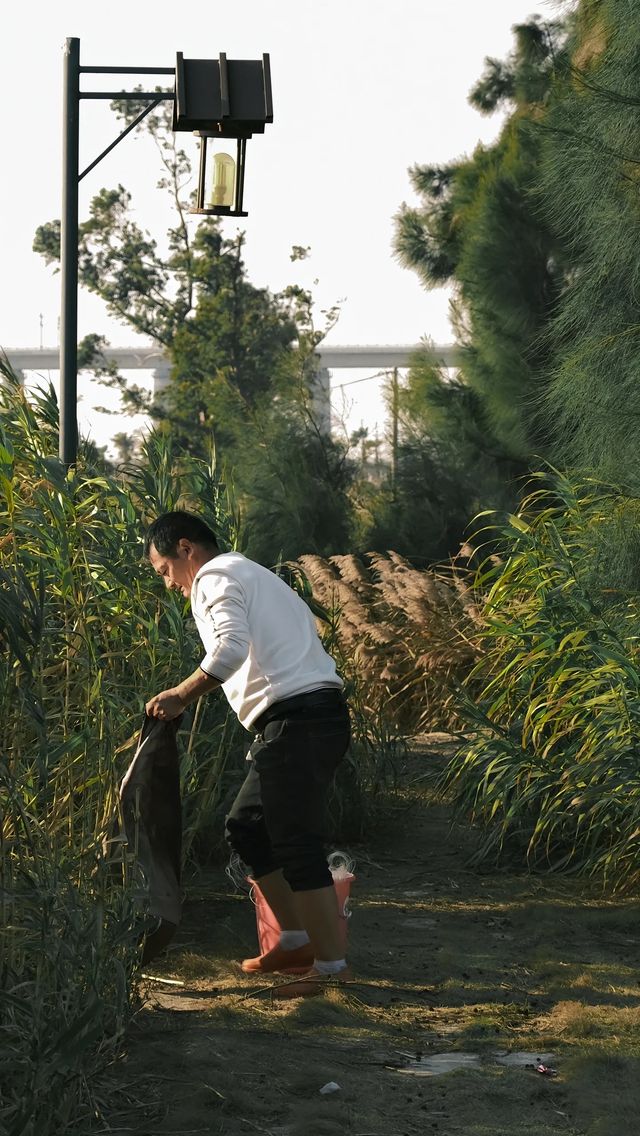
left=105, top=736, right=640, bottom=1136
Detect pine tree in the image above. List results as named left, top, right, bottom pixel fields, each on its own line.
left=395, top=17, right=570, bottom=462
left=539, top=0, right=640, bottom=490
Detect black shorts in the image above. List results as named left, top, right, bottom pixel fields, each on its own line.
left=225, top=689, right=350, bottom=891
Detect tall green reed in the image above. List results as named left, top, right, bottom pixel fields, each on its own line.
left=0, top=361, right=240, bottom=1133
left=441, top=473, right=640, bottom=890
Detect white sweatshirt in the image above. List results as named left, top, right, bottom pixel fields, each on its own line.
left=190, top=552, right=343, bottom=728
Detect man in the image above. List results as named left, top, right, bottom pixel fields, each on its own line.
left=144, top=510, right=351, bottom=997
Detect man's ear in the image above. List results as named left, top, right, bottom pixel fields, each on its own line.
left=177, top=538, right=193, bottom=558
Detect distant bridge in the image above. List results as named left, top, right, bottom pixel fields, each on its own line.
left=5, top=343, right=461, bottom=376
left=5, top=343, right=462, bottom=437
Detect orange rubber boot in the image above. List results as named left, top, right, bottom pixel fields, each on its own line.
left=241, top=942, right=315, bottom=974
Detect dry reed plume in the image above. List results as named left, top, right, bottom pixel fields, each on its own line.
left=297, top=550, right=479, bottom=733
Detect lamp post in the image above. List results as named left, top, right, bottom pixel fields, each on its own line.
left=60, top=39, right=80, bottom=469
left=59, top=39, right=272, bottom=466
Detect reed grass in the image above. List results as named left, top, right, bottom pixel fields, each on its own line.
left=440, top=472, right=640, bottom=890
left=0, top=360, right=240, bottom=1133
left=295, top=549, right=478, bottom=744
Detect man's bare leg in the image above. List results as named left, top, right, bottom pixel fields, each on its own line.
left=254, top=868, right=304, bottom=931
left=294, top=884, right=343, bottom=962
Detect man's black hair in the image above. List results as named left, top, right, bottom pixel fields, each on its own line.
left=144, top=511, right=219, bottom=558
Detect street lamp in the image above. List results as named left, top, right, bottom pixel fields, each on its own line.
left=172, top=53, right=273, bottom=218
left=59, top=40, right=273, bottom=465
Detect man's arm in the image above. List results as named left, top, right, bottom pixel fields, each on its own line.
left=146, top=667, right=222, bottom=720
left=146, top=567, right=247, bottom=721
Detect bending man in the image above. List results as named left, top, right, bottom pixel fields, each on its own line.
left=144, top=511, right=351, bottom=997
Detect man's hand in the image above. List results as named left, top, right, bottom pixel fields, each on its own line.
left=146, top=668, right=220, bottom=721
left=146, top=689, right=185, bottom=721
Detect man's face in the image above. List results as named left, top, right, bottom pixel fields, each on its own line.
left=148, top=540, right=200, bottom=599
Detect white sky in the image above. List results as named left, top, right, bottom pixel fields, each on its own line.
left=1, top=0, right=557, bottom=453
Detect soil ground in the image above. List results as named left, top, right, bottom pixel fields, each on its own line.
left=104, top=736, right=640, bottom=1136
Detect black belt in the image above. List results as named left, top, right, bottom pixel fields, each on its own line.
left=253, top=688, right=346, bottom=734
